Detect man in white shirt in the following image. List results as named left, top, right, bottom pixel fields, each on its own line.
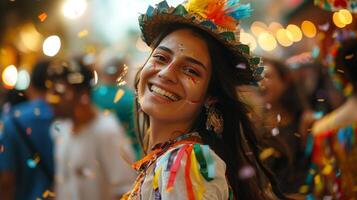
left=46, top=57, right=136, bottom=200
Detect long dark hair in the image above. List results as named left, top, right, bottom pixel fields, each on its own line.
left=134, top=24, right=286, bottom=200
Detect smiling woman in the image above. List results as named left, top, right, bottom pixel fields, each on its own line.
left=121, top=1, right=287, bottom=200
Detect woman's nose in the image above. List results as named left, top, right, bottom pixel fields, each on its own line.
left=157, top=62, right=178, bottom=84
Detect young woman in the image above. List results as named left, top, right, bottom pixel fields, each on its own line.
left=122, top=1, right=286, bottom=199
left=259, top=59, right=308, bottom=194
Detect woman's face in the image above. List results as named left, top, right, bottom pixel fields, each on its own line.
left=138, top=29, right=212, bottom=124
left=260, top=64, right=286, bottom=104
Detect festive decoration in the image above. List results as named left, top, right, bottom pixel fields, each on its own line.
left=303, top=123, right=357, bottom=198
left=314, top=0, right=357, bottom=13
left=138, top=0, right=262, bottom=84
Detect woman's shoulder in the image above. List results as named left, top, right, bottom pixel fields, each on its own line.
left=152, top=143, right=229, bottom=199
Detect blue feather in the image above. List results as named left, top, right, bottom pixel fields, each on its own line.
left=229, top=3, right=252, bottom=20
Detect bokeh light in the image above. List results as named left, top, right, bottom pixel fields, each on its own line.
left=2, top=65, right=18, bottom=89
left=62, top=0, right=87, bottom=19
left=301, top=20, right=317, bottom=38
left=251, top=21, right=268, bottom=37
left=286, top=24, right=303, bottom=42
left=276, top=29, right=294, bottom=47
left=338, top=9, right=353, bottom=25
left=258, top=33, right=277, bottom=51
left=268, top=22, right=283, bottom=35
left=43, top=35, right=61, bottom=57
left=333, top=12, right=346, bottom=28
left=240, top=31, right=257, bottom=51
left=15, top=69, right=31, bottom=90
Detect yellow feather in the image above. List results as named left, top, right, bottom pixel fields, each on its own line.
left=185, top=0, right=211, bottom=17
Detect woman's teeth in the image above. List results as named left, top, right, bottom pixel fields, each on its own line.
left=150, top=85, right=179, bottom=101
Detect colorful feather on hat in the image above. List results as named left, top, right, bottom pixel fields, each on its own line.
left=185, top=0, right=252, bottom=30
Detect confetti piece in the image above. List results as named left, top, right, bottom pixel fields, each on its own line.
left=18, top=92, right=24, bottom=97
left=337, top=69, right=344, bottom=74
left=259, top=147, right=275, bottom=160
left=318, top=22, right=330, bottom=31
left=314, top=174, right=321, bottom=184
left=265, top=103, right=272, bottom=110
left=322, top=164, right=333, bottom=175
left=317, top=98, right=325, bottom=102
left=238, top=165, right=255, bottom=179
left=34, top=108, right=41, bottom=116
left=38, top=12, right=47, bottom=22
left=26, top=128, right=32, bottom=135
left=299, top=185, right=309, bottom=194
left=14, top=110, right=21, bottom=118
left=78, top=29, right=89, bottom=38
left=271, top=127, right=279, bottom=136
left=345, top=54, right=354, bottom=60
left=46, top=94, right=60, bottom=104
left=276, top=114, right=281, bottom=123
left=42, top=190, right=55, bottom=198
left=236, top=63, right=247, bottom=69
left=114, top=89, right=125, bottom=103
left=93, top=70, right=98, bottom=85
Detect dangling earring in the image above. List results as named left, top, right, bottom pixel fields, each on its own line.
left=205, top=98, right=224, bottom=135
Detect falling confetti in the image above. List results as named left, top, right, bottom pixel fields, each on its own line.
left=93, top=70, right=98, bottom=85
left=265, top=103, right=272, bottom=110
left=318, top=22, right=330, bottom=31
left=34, top=108, right=41, bottom=116
left=271, top=127, right=279, bottom=136
left=294, top=133, right=301, bottom=137
left=337, top=69, right=345, bottom=74
left=236, top=63, right=247, bottom=69
left=238, top=165, right=255, bottom=179
left=116, top=64, right=128, bottom=86
left=42, top=190, right=55, bottom=198
left=259, top=148, right=275, bottom=160
left=14, top=110, right=21, bottom=118
left=78, top=29, right=89, bottom=38
left=317, top=98, right=325, bottom=102
left=114, top=89, right=125, bottom=103
left=26, top=128, right=32, bottom=135
left=277, top=114, right=281, bottom=123
left=345, top=54, right=354, bottom=60
left=38, top=12, right=48, bottom=22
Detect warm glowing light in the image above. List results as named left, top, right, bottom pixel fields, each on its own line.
left=251, top=21, right=268, bottom=37
left=19, top=23, right=43, bottom=52
left=333, top=12, right=346, bottom=28
left=276, top=29, right=293, bottom=47
left=240, top=32, right=257, bottom=51
left=301, top=21, right=317, bottom=38
left=338, top=9, right=353, bottom=25
left=62, top=0, right=87, bottom=19
left=258, top=33, right=277, bottom=51
left=2, top=65, right=18, bottom=88
left=43, top=35, right=61, bottom=57
left=286, top=24, right=303, bottom=42
left=15, top=69, right=30, bottom=90
left=268, top=22, right=283, bottom=35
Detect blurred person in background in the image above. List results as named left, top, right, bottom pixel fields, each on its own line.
left=259, top=59, right=309, bottom=195
left=0, top=60, right=54, bottom=200
left=308, top=38, right=357, bottom=199
left=91, top=53, right=141, bottom=160
left=47, top=57, right=136, bottom=200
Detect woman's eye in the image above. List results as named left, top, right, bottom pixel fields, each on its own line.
left=153, top=54, right=167, bottom=62
left=183, top=67, right=200, bottom=77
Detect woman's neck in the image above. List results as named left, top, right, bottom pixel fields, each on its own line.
left=148, top=117, right=192, bottom=151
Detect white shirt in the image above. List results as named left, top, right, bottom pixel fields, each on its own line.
left=52, top=112, right=137, bottom=200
